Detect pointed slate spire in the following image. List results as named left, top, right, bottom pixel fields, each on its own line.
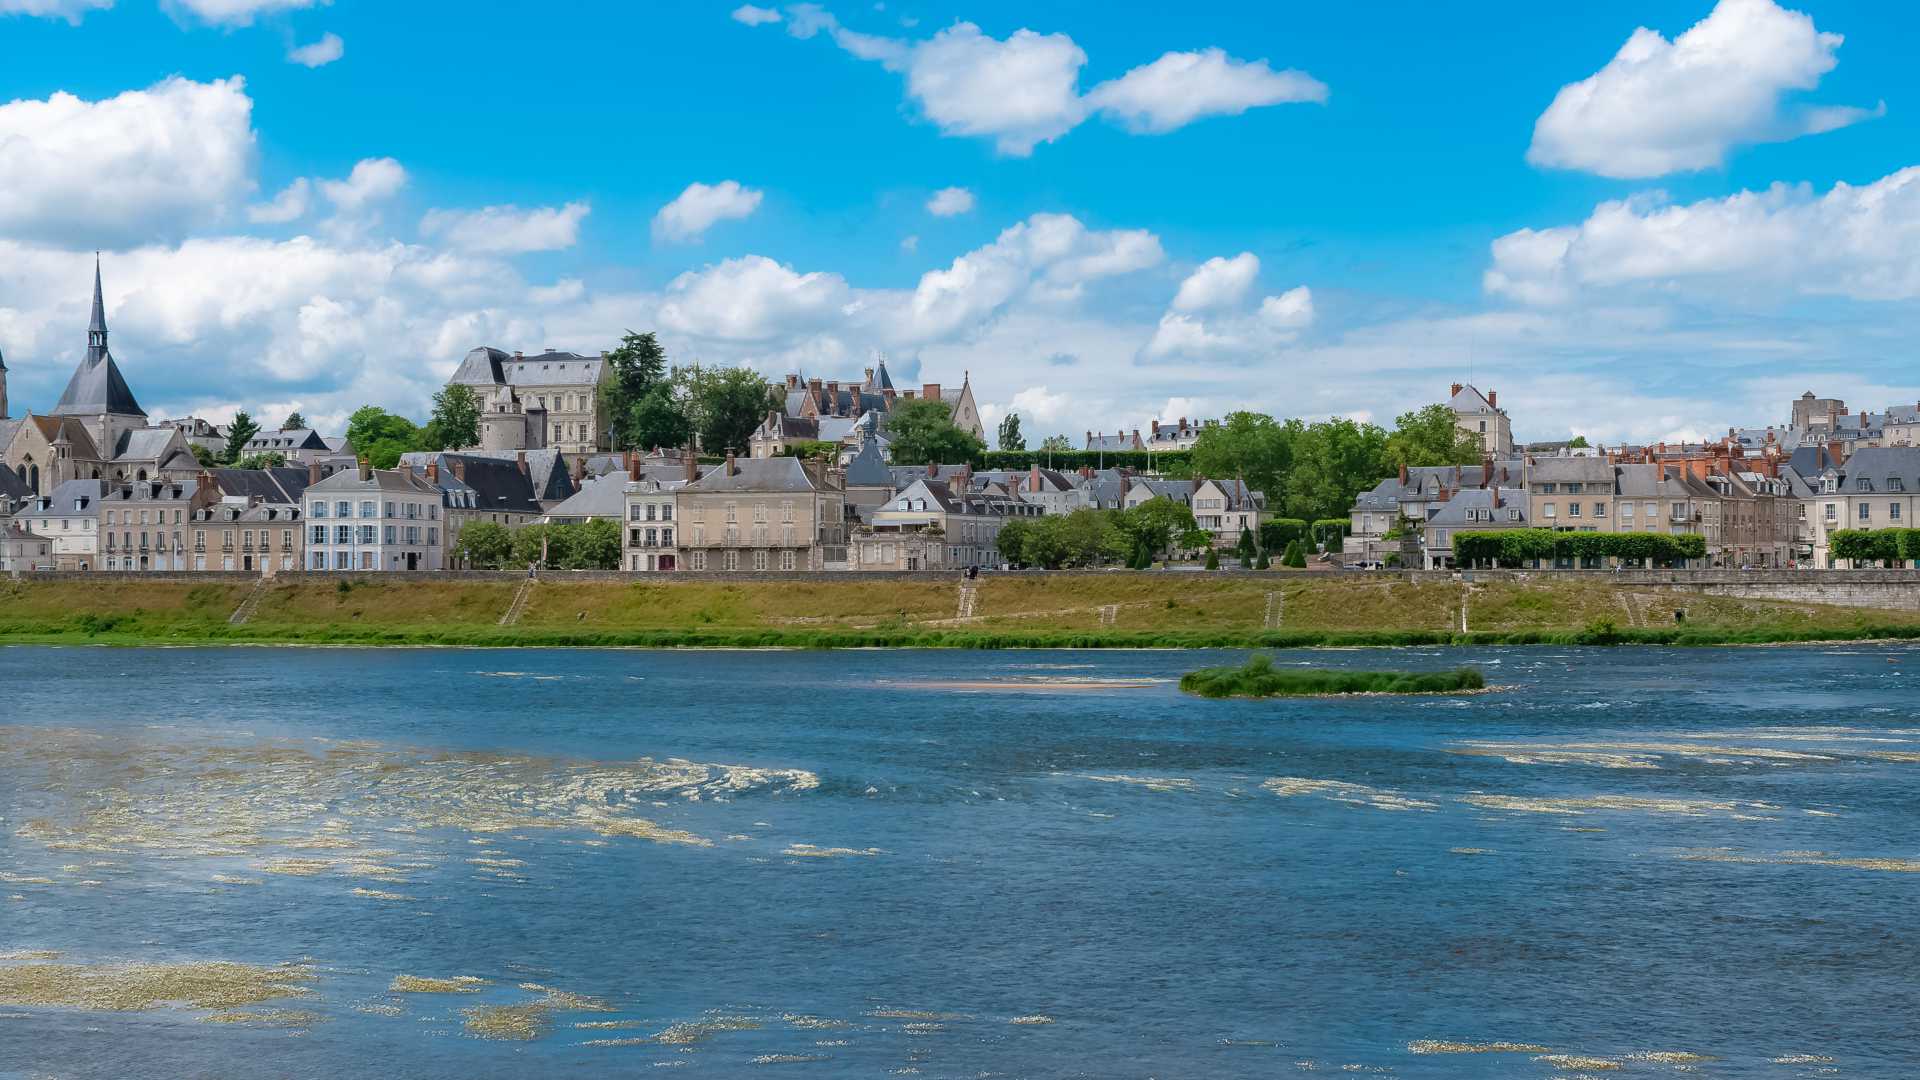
left=87, top=253, right=108, bottom=363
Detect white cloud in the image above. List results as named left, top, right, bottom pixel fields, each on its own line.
left=246, top=178, right=311, bottom=224
left=656, top=255, right=850, bottom=342
left=730, top=4, right=781, bottom=25
left=768, top=7, right=1324, bottom=155
left=1086, top=48, right=1327, bottom=133
left=1259, top=286, right=1314, bottom=328
left=288, top=32, right=344, bottom=69
left=0, top=0, right=111, bottom=23
left=1008, top=385, right=1068, bottom=425
left=318, top=157, right=407, bottom=212
left=162, top=0, right=325, bottom=27
left=420, top=202, right=591, bottom=254
left=0, top=76, right=256, bottom=246
left=926, top=186, right=975, bottom=217
left=652, top=180, right=764, bottom=244
left=1528, top=0, right=1879, bottom=179
left=1485, top=167, right=1920, bottom=304
left=1171, top=253, right=1259, bottom=312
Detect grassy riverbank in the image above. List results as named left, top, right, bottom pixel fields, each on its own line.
left=4, top=575, right=1920, bottom=648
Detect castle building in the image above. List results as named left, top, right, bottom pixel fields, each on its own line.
left=447, top=347, right=612, bottom=456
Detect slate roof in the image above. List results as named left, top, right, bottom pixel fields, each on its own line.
left=844, top=436, right=892, bottom=488
left=208, top=467, right=313, bottom=505
left=244, top=428, right=331, bottom=453
left=0, top=464, right=33, bottom=500
left=542, top=473, right=632, bottom=521
left=451, top=347, right=604, bottom=387
left=1447, top=384, right=1500, bottom=414
left=112, top=427, right=182, bottom=463
left=21, top=479, right=104, bottom=517
left=431, top=454, right=545, bottom=515
left=0, top=419, right=22, bottom=452
left=1085, top=431, right=1141, bottom=451
left=399, top=449, right=575, bottom=504
left=1426, top=487, right=1528, bottom=528
left=51, top=262, right=145, bottom=418
left=1830, top=446, right=1920, bottom=493
left=683, top=456, right=823, bottom=494
left=306, top=467, right=442, bottom=496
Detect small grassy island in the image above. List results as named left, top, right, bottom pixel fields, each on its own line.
left=1179, top=655, right=1488, bottom=698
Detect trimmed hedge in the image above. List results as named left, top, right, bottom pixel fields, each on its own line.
left=1827, top=528, right=1920, bottom=565
left=1260, top=518, right=1310, bottom=550
left=1452, top=528, right=1706, bottom=567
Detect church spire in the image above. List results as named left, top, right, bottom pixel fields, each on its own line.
left=87, top=253, right=108, bottom=364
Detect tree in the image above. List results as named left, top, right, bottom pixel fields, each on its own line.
left=1237, top=525, right=1257, bottom=569
left=1283, top=416, right=1389, bottom=521
left=776, top=439, right=839, bottom=459
left=629, top=384, right=694, bottom=452
left=345, top=406, right=423, bottom=470
left=563, top=518, right=622, bottom=570
left=426, top=384, right=481, bottom=451
left=452, top=521, right=515, bottom=569
left=678, top=364, right=776, bottom=454
left=1204, top=547, right=1220, bottom=570
left=604, top=331, right=670, bottom=449
left=1385, top=403, right=1482, bottom=469
left=189, top=444, right=217, bottom=467
left=1282, top=539, right=1307, bottom=568
left=884, top=398, right=987, bottom=466
left=1117, top=498, right=1199, bottom=561
left=222, top=411, right=260, bottom=465
left=997, top=412, right=1025, bottom=451
left=1568, top=435, right=1590, bottom=449
left=281, top=411, right=307, bottom=431
left=1190, top=412, right=1299, bottom=506
left=233, top=451, right=286, bottom=470
left=1058, top=508, right=1126, bottom=566
left=1253, top=545, right=1270, bottom=570
left=996, top=517, right=1037, bottom=568
left=1039, top=434, right=1072, bottom=453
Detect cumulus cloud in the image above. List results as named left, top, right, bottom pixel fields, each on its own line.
left=318, top=157, right=407, bottom=212
left=162, top=0, right=325, bottom=27
left=652, top=180, right=764, bottom=243
left=730, top=3, right=780, bottom=25
left=761, top=6, right=1325, bottom=155
left=1528, top=0, right=1879, bottom=179
left=1085, top=48, right=1327, bottom=133
left=1172, top=253, right=1259, bottom=312
left=420, top=201, right=591, bottom=254
left=926, top=186, right=975, bottom=217
left=0, top=76, right=256, bottom=246
left=1485, top=167, right=1920, bottom=304
left=0, top=0, right=111, bottom=23
left=656, top=255, right=850, bottom=342
left=288, top=32, right=344, bottom=68
left=246, top=178, right=311, bottom=224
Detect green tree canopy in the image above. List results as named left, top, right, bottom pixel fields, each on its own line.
left=425, top=384, right=481, bottom=452
left=345, top=406, right=423, bottom=469
left=884, top=398, right=987, bottom=466
left=452, top=521, right=515, bottom=569
left=222, top=411, right=260, bottom=465
left=1283, top=416, right=1389, bottom=521
left=1384, top=403, right=1483, bottom=469
left=233, top=451, right=286, bottom=470
left=280, top=411, right=307, bottom=431
left=1189, top=412, right=1300, bottom=505
left=628, top=383, right=694, bottom=452
left=1038, top=434, right=1073, bottom=453
left=1568, top=435, right=1591, bottom=449
left=997, top=412, right=1025, bottom=451
left=1116, top=498, right=1199, bottom=558
left=776, top=439, right=839, bottom=459
left=676, top=364, right=775, bottom=454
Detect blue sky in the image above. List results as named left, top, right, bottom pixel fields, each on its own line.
left=3, top=0, right=1918, bottom=444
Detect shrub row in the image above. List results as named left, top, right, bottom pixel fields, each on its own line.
left=1826, top=528, right=1920, bottom=565
left=1452, top=529, right=1706, bottom=567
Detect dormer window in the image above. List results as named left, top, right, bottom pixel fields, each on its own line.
left=1857, top=477, right=1875, bottom=492
left=1892, top=478, right=1906, bottom=493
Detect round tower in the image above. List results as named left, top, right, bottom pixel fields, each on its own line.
left=478, top=401, right=527, bottom=452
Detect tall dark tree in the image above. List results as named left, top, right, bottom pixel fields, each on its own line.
left=222, top=411, right=260, bottom=465
left=425, top=384, right=482, bottom=451
left=677, top=364, right=776, bottom=454
left=1039, top=434, right=1072, bottom=453
left=604, top=331, right=670, bottom=449
left=280, top=411, right=307, bottom=431
left=997, top=412, right=1025, bottom=451
left=345, top=406, right=423, bottom=469
left=1384, top=403, right=1482, bottom=469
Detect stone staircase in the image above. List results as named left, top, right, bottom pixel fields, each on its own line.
left=228, top=578, right=270, bottom=626
left=1262, top=590, right=1281, bottom=630
left=500, top=579, right=536, bottom=627
left=1098, top=604, right=1118, bottom=626
left=956, top=583, right=978, bottom=619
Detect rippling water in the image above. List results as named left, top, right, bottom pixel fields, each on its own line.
left=1, top=644, right=1916, bottom=1077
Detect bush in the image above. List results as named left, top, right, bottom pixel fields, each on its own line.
left=1204, top=548, right=1219, bottom=570
left=1452, top=528, right=1705, bottom=567
left=1180, top=654, right=1486, bottom=698
left=1259, top=518, right=1309, bottom=551
left=1281, top=539, right=1307, bottom=568
left=1827, top=529, right=1920, bottom=565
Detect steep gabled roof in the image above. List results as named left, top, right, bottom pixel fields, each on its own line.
left=50, top=261, right=145, bottom=419
left=844, top=435, right=892, bottom=488
left=683, top=456, right=822, bottom=493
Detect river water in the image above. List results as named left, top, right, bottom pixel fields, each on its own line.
left=0, top=644, right=1915, bottom=1078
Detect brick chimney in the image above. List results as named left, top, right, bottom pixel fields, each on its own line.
left=1151, top=420, right=1161, bottom=436
left=926, top=461, right=938, bottom=479
left=425, top=461, right=439, bottom=484
left=308, top=459, right=322, bottom=487
left=1029, top=463, right=1041, bottom=492
left=785, top=373, right=799, bottom=390
left=1480, top=454, right=1492, bottom=488
left=684, top=442, right=699, bottom=483
left=358, top=456, right=371, bottom=482
left=1450, top=382, right=1463, bottom=398
left=1398, top=462, right=1408, bottom=485
left=724, top=450, right=738, bottom=477
left=1487, top=390, right=1497, bottom=408
left=923, top=383, right=941, bottom=401
left=628, top=451, right=641, bottom=481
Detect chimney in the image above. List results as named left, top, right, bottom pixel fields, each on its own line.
left=927, top=461, right=938, bottom=479
left=923, top=383, right=941, bottom=401
left=1480, top=454, right=1492, bottom=488
left=809, top=377, right=823, bottom=393
left=425, top=461, right=439, bottom=484
left=1151, top=420, right=1161, bottom=436
left=684, top=443, right=699, bottom=483
left=1487, top=390, right=1497, bottom=408
left=786, top=373, right=799, bottom=390
left=628, top=451, right=641, bottom=482
left=864, top=366, right=874, bottom=385
left=1398, top=462, right=1408, bottom=485
left=1086, top=430, right=1093, bottom=445
left=1029, top=463, right=1041, bottom=492
left=1450, top=382, right=1463, bottom=398
left=1132, top=428, right=1141, bottom=446
left=516, top=450, right=529, bottom=476
left=725, top=450, right=738, bottom=477
left=308, top=459, right=322, bottom=487
left=572, top=455, right=586, bottom=482
left=358, top=456, right=371, bottom=482
left=451, top=457, right=467, bottom=483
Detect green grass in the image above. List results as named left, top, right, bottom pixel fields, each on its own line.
left=1179, top=654, right=1488, bottom=698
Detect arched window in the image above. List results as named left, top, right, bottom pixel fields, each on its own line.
left=27, top=464, right=38, bottom=491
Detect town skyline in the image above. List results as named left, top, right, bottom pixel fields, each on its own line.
left=3, top=0, right=1919, bottom=444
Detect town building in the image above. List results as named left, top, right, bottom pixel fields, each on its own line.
left=11, top=479, right=103, bottom=570
left=675, top=453, right=846, bottom=572
left=303, top=461, right=446, bottom=571
left=1145, top=417, right=1210, bottom=451
left=182, top=467, right=315, bottom=574
left=99, top=476, right=198, bottom=571
left=1423, top=486, right=1528, bottom=569
left=1788, top=446, right=1920, bottom=568
left=1449, top=383, right=1514, bottom=457
left=853, top=478, right=1041, bottom=570
left=448, top=347, right=612, bottom=455
left=1191, top=478, right=1267, bottom=548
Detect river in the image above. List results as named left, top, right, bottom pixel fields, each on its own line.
left=0, top=644, right=1914, bottom=1077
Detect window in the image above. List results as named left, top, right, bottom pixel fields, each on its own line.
left=662, top=528, right=672, bottom=546
left=690, top=551, right=706, bottom=571
left=753, top=549, right=769, bottom=571
left=336, top=501, right=351, bottom=517
left=384, top=525, right=397, bottom=544
left=1537, top=483, right=1557, bottom=494
left=311, top=552, right=325, bottom=570
left=405, top=527, right=420, bottom=545
left=428, top=528, right=437, bottom=546
left=1568, top=502, right=1581, bottom=518
left=630, top=504, right=645, bottom=521
left=1825, top=503, right=1837, bottom=521
left=360, top=501, right=376, bottom=518
left=781, top=500, right=794, bottom=523
left=781, top=550, right=796, bottom=571
left=1565, top=483, right=1583, bottom=494
left=1594, top=503, right=1607, bottom=517
left=725, top=502, right=738, bottom=523
left=359, top=525, right=377, bottom=544
left=334, top=551, right=351, bottom=569
left=1860, top=503, right=1872, bottom=521
left=1543, top=503, right=1556, bottom=519
left=660, top=503, right=672, bottom=521
left=335, top=525, right=351, bottom=544
left=1893, top=503, right=1904, bottom=521
left=312, top=502, right=329, bottom=519
left=1621, top=503, right=1635, bottom=520
left=724, top=550, right=738, bottom=571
